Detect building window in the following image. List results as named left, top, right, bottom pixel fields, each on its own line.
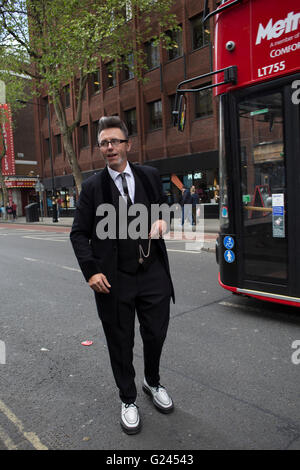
left=92, top=70, right=101, bottom=94
left=145, top=40, right=160, bottom=70
left=44, top=138, right=50, bottom=159
left=55, top=135, right=62, bottom=155
left=64, top=84, right=71, bottom=108
left=42, top=97, right=49, bottom=119
left=106, top=61, right=116, bottom=88
left=194, top=83, right=213, bottom=118
left=80, top=125, right=89, bottom=148
left=169, top=94, right=177, bottom=124
left=125, top=108, right=137, bottom=136
left=93, top=121, right=99, bottom=147
left=190, top=14, right=210, bottom=50
left=122, top=53, right=135, bottom=81
left=148, top=100, right=162, bottom=130
left=167, top=28, right=183, bottom=61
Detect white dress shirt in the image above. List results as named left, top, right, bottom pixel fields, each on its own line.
left=107, top=162, right=135, bottom=204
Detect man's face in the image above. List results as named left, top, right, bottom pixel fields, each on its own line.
left=98, top=127, right=131, bottom=172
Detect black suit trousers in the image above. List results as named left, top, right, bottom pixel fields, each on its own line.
left=100, top=257, right=172, bottom=404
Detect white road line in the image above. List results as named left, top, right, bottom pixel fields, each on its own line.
left=0, top=423, right=18, bottom=450
left=15, top=228, right=45, bottom=232
left=24, top=257, right=80, bottom=272
left=1, top=229, right=68, bottom=236
left=20, top=232, right=68, bottom=236
left=22, top=236, right=67, bottom=242
left=61, top=266, right=81, bottom=272
left=219, top=301, right=263, bottom=313
left=0, top=399, right=48, bottom=450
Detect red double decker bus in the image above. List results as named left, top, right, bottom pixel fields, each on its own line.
left=174, top=0, right=300, bottom=307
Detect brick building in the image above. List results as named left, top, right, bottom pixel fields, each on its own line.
left=1, top=97, right=38, bottom=217
left=34, top=0, right=220, bottom=216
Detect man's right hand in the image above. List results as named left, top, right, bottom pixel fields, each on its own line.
left=88, top=273, right=111, bottom=294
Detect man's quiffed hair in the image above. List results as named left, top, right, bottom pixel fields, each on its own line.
left=98, top=116, right=129, bottom=140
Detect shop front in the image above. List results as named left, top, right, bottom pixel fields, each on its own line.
left=146, top=151, right=219, bottom=214
left=0, top=177, right=38, bottom=216
left=42, top=170, right=100, bottom=217
left=43, top=174, right=77, bottom=217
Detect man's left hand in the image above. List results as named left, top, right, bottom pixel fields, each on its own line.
left=149, top=220, right=167, bottom=239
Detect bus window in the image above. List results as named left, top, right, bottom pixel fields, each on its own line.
left=238, top=92, right=288, bottom=281
left=219, top=96, right=229, bottom=229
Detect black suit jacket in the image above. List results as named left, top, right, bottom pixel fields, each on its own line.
left=70, top=163, right=174, bottom=322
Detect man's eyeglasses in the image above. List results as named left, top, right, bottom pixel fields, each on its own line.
left=99, top=138, right=128, bottom=148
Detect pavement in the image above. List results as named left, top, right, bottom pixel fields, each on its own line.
left=0, top=216, right=219, bottom=251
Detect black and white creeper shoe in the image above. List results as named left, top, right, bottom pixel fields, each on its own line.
left=120, top=402, right=141, bottom=434
left=142, top=378, right=174, bottom=414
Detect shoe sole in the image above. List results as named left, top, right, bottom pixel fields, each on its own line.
left=142, top=385, right=174, bottom=414
left=120, top=420, right=142, bottom=435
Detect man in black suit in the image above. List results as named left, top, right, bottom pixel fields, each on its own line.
left=70, top=116, right=174, bottom=434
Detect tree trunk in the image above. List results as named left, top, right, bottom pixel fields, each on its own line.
left=52, top=89, right=84, bottom=195
left=62, top=131, right=82, bottom=194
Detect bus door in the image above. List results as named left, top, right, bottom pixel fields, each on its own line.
left=236, top=79, right=300, bottom=295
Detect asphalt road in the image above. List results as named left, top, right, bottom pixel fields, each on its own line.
left=0, top=224, right=300, bottom=451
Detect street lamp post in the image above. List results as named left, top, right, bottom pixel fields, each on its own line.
left=16, top=98, right=58, bottom=222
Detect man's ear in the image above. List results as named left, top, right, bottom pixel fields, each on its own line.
left=126, top=139, right=132, bottom=152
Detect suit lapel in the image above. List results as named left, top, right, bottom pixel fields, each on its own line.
left=99, top=167, right=114, bottom=205
left=130, top=163, right=156, bottom=203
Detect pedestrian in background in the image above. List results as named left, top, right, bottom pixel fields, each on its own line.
left=6, top=202, right=13, bottom=221
left=12, top=201, right=17, bottom=220
left=180, top=186, right=192, bottom=227
left=56, top=197, right=62, bottom=219
left=70, top=116, right=175, bottom=435
left=190, top=186, right=200, bottom=227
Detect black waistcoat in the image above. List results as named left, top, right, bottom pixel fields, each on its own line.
left=110, top=172, right=158, bottom=273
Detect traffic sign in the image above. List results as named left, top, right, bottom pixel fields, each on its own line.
left=35, top=182, right=44, bottom=192
left=224, top=250, right=235, bottom=263
left=224, top=236, right=235, bottom=250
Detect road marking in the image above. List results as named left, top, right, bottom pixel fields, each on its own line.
left=219, top=301, right=263, bottom=313
left=0, top=229, right=69, bottom=239
left=61, top=265, right=81, bottom=272
left=15, top=228, right=45, bottom=232
left=0, top=399, right=48, bottom=450
left=0, top=423, right=18, bottom=450
left=24, top=257, right=80, bottom=272
left=23, top=236, right=67, bottom=242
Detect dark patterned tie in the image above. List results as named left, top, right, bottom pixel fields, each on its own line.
left=120, top=173, right=132, bottom=206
